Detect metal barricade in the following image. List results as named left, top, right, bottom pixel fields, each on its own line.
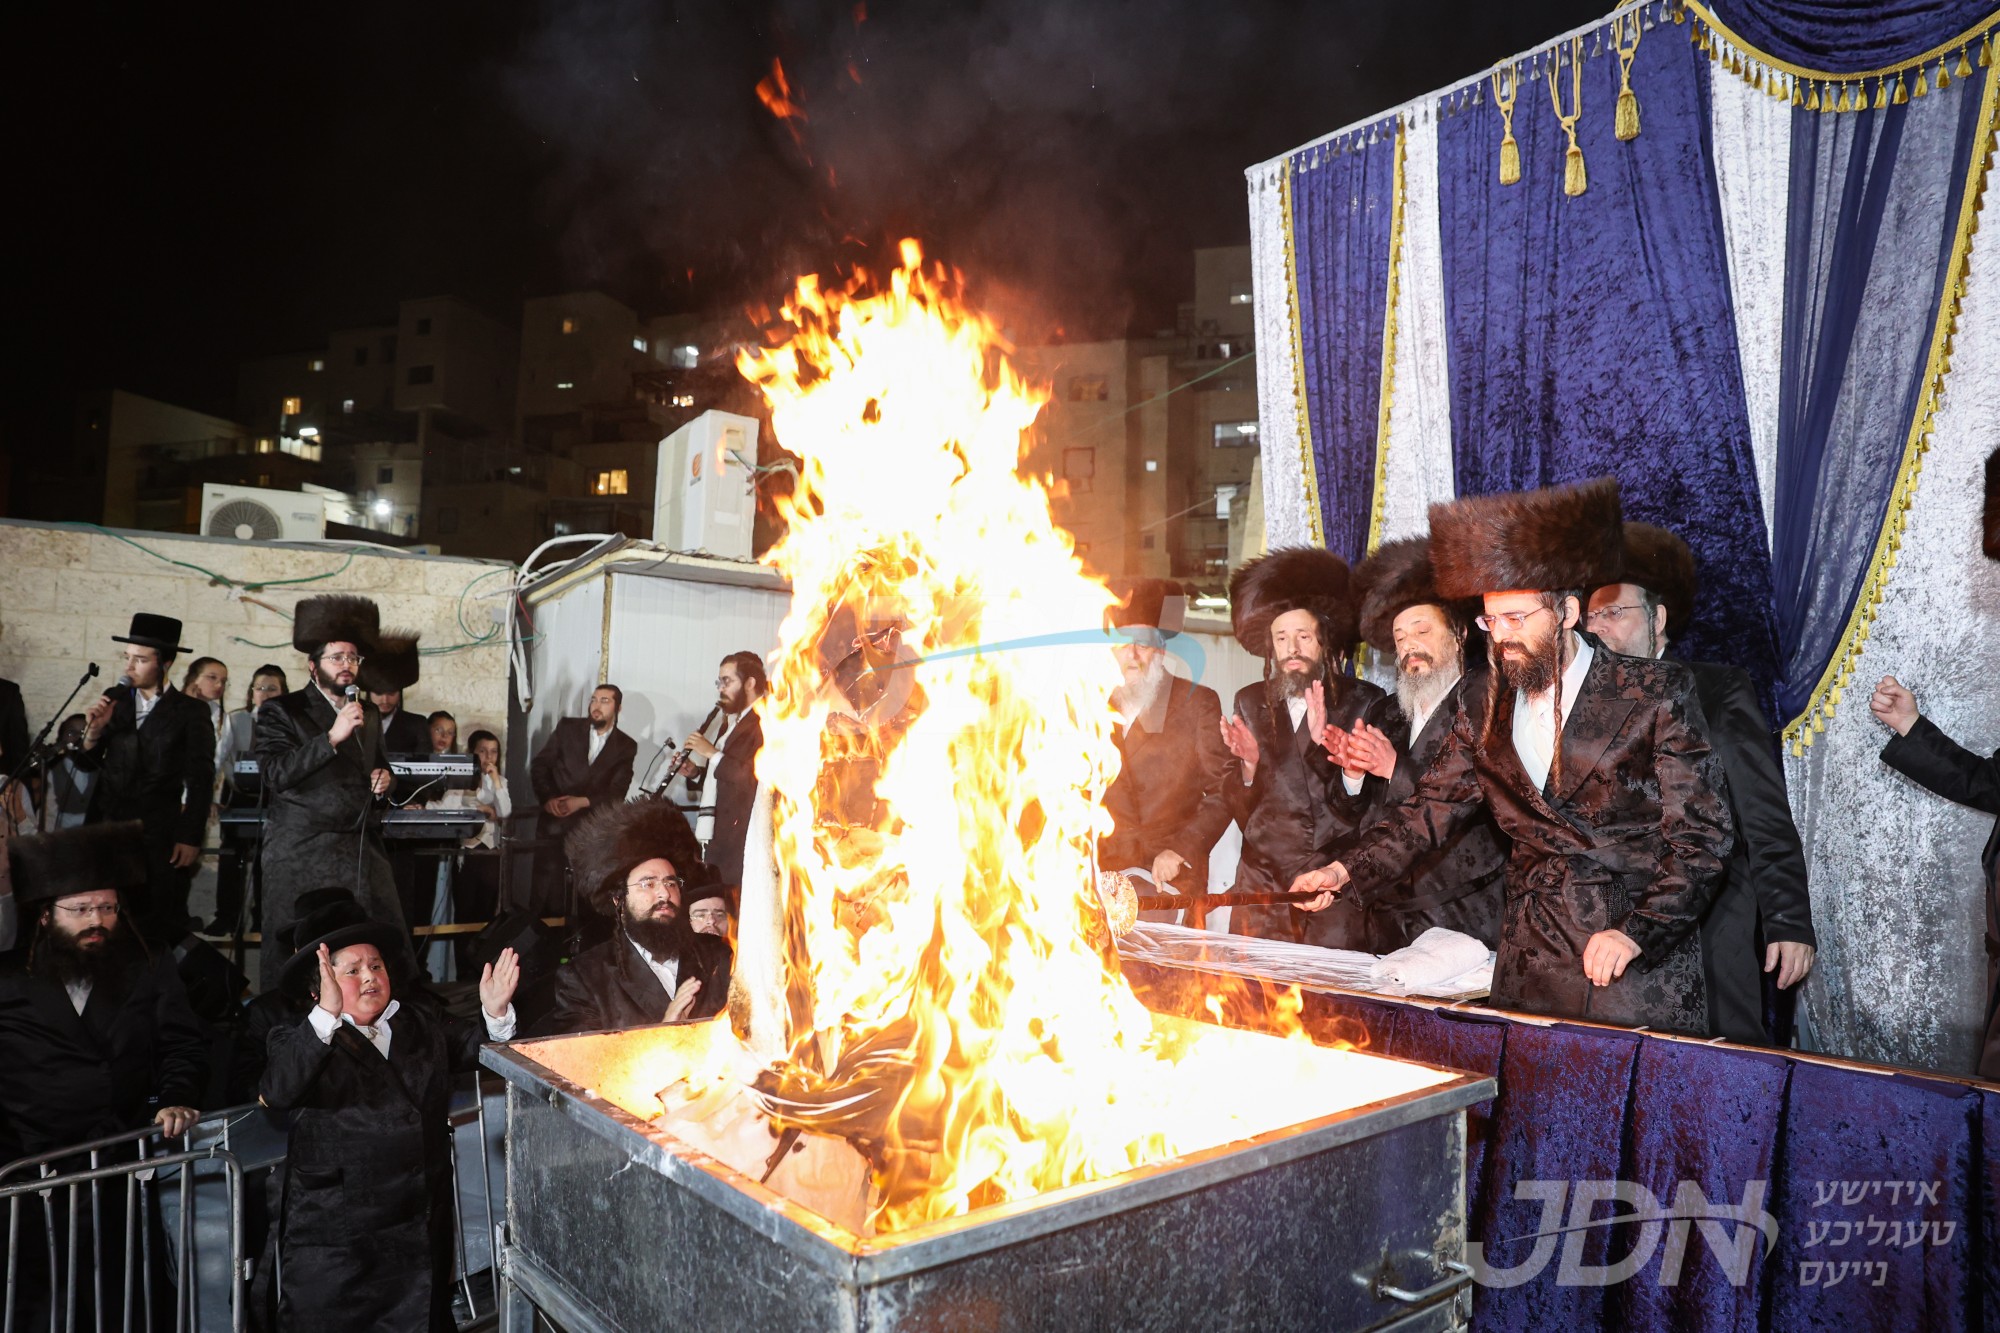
left=0, top=1121, right=245, bottom=1333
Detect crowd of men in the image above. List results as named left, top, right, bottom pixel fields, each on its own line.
left=0, top=471, right=1994, bottom=1330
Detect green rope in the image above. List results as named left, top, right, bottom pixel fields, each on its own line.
left=63, top=522, right=361, bottom=594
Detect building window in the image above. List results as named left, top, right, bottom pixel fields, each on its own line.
left=1142, top=533, right=1156, bottom=550
left=631, top=337, right=648, bottom=352
left=378, top=465, right=395, bottom=485
left=309, top=358, right=325, bottom=372
left=1214, top=484, right=1239, bottom=519
left=592, top=469, right=630, bottom=496
left=671, top=394, right=694, bottom=408
left=415, top=317, right=432, bottom=336
left=671, top=345, right=699, bottom=369
left=1212, top=420, right=1258, bottom=447
left=407, top=365, right=435, bottom=385
left=1229, top=280, right=1253, bottom=305
left=1067, top=375, right=1109, bottom=402
left=1144, top=459, right=1159, bottom=472
left=256, top=438, right=275, bottom=454
left=354, top=347, right=368, bottom=366
left=562, top=317, right=579, bottom=335
left=281, top=396, right=302, bottom=416
left=1063, top=447, right=1095, bottom=494
left=555, top=380, right=576, bottom=391
left=342, top=398, right=355, bottom=414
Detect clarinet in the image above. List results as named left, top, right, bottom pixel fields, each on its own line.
left=653, top=702, right=724, bottom=801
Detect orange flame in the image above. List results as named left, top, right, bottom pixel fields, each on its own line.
left=734, top=242, right=1441, bottom=1232
left=756, top=57, right=808, bottom=152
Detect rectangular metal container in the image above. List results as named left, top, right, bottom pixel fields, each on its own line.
left=483, top=1018, right=1493, bottom=1333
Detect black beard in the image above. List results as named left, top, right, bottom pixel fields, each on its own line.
left=31, top=918, right=143, bottom=987
left=1497, top=635, right=1559, bottom=694
left=625, top=909, right=693, bottom=963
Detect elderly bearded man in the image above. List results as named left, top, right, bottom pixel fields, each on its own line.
left=1293, top=480, right=1734, bottom=1033
left=1098, top=579, right=1235, bottom=916
left=537, top=801, right=732, bottom=1034
left=1219, top=548, right=1393, bottom=946
left=1588, top=522, right=1816, bottom=1044
left=1322, top=538, right=1507, bottom=953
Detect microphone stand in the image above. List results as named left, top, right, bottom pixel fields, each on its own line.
left=646, top=702, right=724, bottom=800
left=0, top=663, right=101, bottom=828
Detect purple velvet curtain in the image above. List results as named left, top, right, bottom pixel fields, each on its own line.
left=1704, top=0, right=1997, bottom=73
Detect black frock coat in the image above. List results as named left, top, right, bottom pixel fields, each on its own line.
left=1879, top=715, right=2000, bottom=1081
left=528, top=718, right=638, bottom=911
left=1100, top=676, right=1237, bottom=892
left=260, top=999, right=486, bottom=1333
left=1227, top=672, right=1391, bottom=945
left=1343, top=643, right=1733, bottom=1034
left=536, top=929, right=732, bottom=1035
left=1351, top=672, right=1508, bottom=953
left=71, top=687, right=215, bottom=932
left=253, top=687, right=402, bottom=991
left=708, top=709, right=764, bottom=889
left=1683, top=659, right=1814, bottom=1044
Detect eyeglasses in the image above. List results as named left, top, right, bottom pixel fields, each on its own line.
left=1475, top=607, right=1553, bottom=633
left=626, top=875, right=683, bottom=897
left=54, top=902, right=121, bottom=919
left=320, top=652, right=363, bottom=666
left=251, top=682, right=284, bottom=695
left=1583, top=604, right=1644, bottom=627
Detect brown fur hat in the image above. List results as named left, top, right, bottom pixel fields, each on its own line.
left=1105, top=578, right=1189, bottom=637
left=1228, top=547, right=1357, bottom=658
left=565, top=800, right=706, bottom=914
left=291, top=594, right=381, bottom=656
left=1354, top=537, right=1476, bottom=652
left=1616, top=522, right=1698, bottom=639
left=356, top=631, right=422, bottom=694
left=1430, top=477, right=1624, bottom=600
left=6, top=821, right=150, bottom=908
left=1984, top=448, right=1998, bottom=562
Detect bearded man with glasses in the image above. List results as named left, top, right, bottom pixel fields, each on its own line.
left=537, top=800, right=732, bottom=1034
left=251, top=595, right=407, bottom=992
left=1291, top=480, right=1734, bottom=1034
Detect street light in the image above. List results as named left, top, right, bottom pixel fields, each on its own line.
left=372, top=499, right=392, bottom=518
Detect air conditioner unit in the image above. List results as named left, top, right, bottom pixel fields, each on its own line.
left=654, top=410, right=760, bottom=560
left=200, top=484, right=328, bottom=542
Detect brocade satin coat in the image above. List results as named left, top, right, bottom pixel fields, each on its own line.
left=1227, top=672, right=1391, bottom=945
left=1683, top=659, right=1815, bottom=1045
left=260, top=999, right=488, bottom=1333
left=0, top=950, right=209, bottom=1162
left=1100, top=675, right=1236, bottom=892
left=1342, top=644, right=1733, bottom=1034
left=1350, top=672, right=1508, bottom=953
left=536, top=929, right=733, bottom=1035
left=253, top=687, right=404, bottom=991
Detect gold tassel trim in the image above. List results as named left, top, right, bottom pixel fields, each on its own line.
left=1366, top=121, right=1407, bottom=559
left=1549, top=37, right=1586, bottom=197
left=1493, top=65, right=1521, bottom=186
left=1955, top=47, right=1973, bottom=78
left=1893, top=73, right=1909, bottom=104
left=1936, top=57, right=1951, bottom=90
left=1277, top=163, right=1325, bottom=547
left=1682, top=2, right=2000, bottom=107
left=1613, top=11, right=1642, bottom=142
left=1914, top=65, right=1929, bottom=97
left=1784, top=68, right=2000, bottom=754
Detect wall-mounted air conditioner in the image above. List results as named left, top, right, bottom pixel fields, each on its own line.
left=199, top=484, right=328, bottom=542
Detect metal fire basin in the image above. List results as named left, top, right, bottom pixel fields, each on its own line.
left=482, top=1016, right=1494, bottom=1333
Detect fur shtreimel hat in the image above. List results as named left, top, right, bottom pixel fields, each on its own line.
left=1616, top=521, right=1698, bottom=640
left=1104, top=577, right=1189, bottom=639
left=1430, top=477, right=1625, bottom=600
left=1353, top=537, right=1478, bottom=653
left=565, top=800, right=706, bottom=914
left=291, top=594, right=381, bottom=656
left=6, top=821, right=149, bottom=908
left=1984, top=448, right=1998, bottom=562
left=1228, top=547, right=1357, bottom=658
left=356, top=631, right=422, bottom=694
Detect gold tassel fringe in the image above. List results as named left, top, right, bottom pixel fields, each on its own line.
left=1500, top=135, right=1521, bottom=186
left=1565, top=143, right=1587, bottom=195
left=1548, top=37, right=1586, bottom=198
left=1492, top=65, right=1521, bottom=186
left=1612, top=12, right=1642, bottom=142
left=1915, top=66, right=1929, bottom=97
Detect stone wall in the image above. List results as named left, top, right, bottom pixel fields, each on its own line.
left=0, top=520, right=516, bottom=752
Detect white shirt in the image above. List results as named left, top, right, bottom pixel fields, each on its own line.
left=587, top=725, right=609, bottom=766
left=66, top=978, right=92, bottom=1015
left=134, top=687, right=163, bottom=726
left=629, top=938, right=680, bottom=1000
left=1513, top=635, right=1593, bottom=793
left=307, top=997, right=517, bottom=1058
left=1287, top=694, right=1366, bottom=797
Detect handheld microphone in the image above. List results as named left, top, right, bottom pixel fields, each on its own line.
left=344, top=685, right=360, bottom=704
left=105, top=672, right=134, bottom=701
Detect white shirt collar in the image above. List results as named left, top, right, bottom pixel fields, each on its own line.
left=628, top=937, right=680, bottom=999
left=1511, top=634, right=1593, bottom=792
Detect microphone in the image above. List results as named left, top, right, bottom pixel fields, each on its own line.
left=104, top=672, right=134, bottom=701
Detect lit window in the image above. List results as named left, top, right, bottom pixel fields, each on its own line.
left=281, top=396, right=302, bottom=416
left=1217, top=342, right=1232, bottom=358
left=1144, top=459, right=1159, bottom=473
left=671, top=394, right=695, bottom=408
left=1212, top=421, right=1258, bottom=447
left=592, top=469, right=630, bottom=496
left=342, top=398, right=355, bottom=414
left=632, top=337, right=648, bottom=352
left=555, top=380, right=576, bottom=391
left=256, top=438, right=275, bottom=454
left=671, top=345, right=699, bottom=369
left=309, top=358, right=325, bottom=372
left=562, top=317, right=578, bottom=334
left=1215, top=484, right=1238, bottom=519
left=1229, top=281, right=1253, bottom=305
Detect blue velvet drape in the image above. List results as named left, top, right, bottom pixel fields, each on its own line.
left=1704, top=0, right=1998, bottom=73
left=1434, top=29, right=1782, bottom=711
left=1768, top=63, right=1991, bottom=730
left=1288, top=122, right=1399, bottom=564
left=1125, top=962, right=2000, bottom=1332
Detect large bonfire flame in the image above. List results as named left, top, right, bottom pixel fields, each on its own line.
left=728, top=241, right=1361, bottom=1233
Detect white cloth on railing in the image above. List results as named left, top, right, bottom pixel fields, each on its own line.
left=1368, top=927, right=1493, bottom=996
left=1118, top=921, right=1493, bottom=999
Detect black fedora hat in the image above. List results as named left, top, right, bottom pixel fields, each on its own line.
left=276, top=888, right=369, bottom=957
left=279, top=919, right=407, bottom=997
left=112, top=612, right=190, bottom=655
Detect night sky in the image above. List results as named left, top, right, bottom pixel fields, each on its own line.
left=10, top=0, right=1603, bottom=461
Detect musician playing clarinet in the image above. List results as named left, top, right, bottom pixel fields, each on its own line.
left=673, top=652, right=766, bottom=897
left=252, top=595, right=406, bottom=992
